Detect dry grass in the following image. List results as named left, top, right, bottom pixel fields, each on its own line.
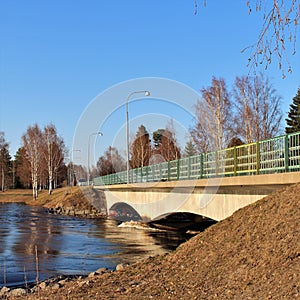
left=0, top=189, right=32, bottom=203
left=0, top=186, right=84, bottom=207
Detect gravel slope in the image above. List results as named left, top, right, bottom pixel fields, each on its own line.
left=6, top=183, right=300, bottom=299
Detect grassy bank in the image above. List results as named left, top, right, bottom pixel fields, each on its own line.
left=0, top=187, right=84, bottom=207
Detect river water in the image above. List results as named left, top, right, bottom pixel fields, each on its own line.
left=0, top=203, right=192, bottom=288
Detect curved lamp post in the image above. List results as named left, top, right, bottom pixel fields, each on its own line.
left=126, top=90, right=150, bottom=184
left=88, top=132, right=103, bottom=186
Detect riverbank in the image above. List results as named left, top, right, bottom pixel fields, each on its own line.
left=1, top=182, right=299, bottom=299
left=0, top=187, right=107, bottom=218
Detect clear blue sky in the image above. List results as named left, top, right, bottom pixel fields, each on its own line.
left=1, top=1, right=299, bottom=166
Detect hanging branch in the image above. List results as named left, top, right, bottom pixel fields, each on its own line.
left=194, top=0, right=300, bottom=77
left=242, top=0, right=299, bottom=78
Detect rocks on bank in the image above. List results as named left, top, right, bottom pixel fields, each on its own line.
left=47, top=205, right=105, bottom=218
left=44, top=187, right=107, bottom=219
left=0, top=267, right=112, bottom=299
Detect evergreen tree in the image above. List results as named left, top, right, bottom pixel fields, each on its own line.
left=152, top=129, right=165, bottom=148
left=184, top=140, right=197, bottom=157
left=15, top=147, right=32, bottom=188
left=285, top=87, right=300, bottom=134
left=0, top=132, right=11, bottom=191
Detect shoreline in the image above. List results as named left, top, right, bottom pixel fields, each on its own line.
left=1, top=184, right=299, bottom=299
left=0, top=187, right=107, bottom=218
left=0, top=187, right=169, bottom=298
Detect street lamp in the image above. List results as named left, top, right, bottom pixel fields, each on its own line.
left=126, top=90, right=150, bottom=184
left=70, top=149, right=81, bottom=186
left=88, top=132, right=103, bottom=186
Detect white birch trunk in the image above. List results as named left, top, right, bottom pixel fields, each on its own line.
left=1, top=166, right=4, bottom=192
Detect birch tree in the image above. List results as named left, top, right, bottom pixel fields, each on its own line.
left=43, top=124, right=65, bottom=194
left=190, top=77, right=233, bottom=152
left=233, top=73, right=283, bottom=142
left=22, top=124, right=43, bottom=199
left=195, top=0, right=300, bottom=77
left=97, top=146, right=126, bottom=176
left=130, top=125, right=151, bottom=169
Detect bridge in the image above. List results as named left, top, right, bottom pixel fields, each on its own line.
left=93, top=132, right=300, bottom=223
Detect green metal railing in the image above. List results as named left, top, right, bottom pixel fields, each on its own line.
left=93, top=132, right=300, bottom=186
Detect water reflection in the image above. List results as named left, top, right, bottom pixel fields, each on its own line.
left=0, top=203, right=191, bottom=288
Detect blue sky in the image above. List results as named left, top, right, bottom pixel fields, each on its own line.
left=1, top=1, right=299, bottom=166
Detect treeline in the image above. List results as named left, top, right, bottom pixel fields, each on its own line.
left=0, top=124, right=67, bottom=198
left=97, top=121, right=181, bottom=176
left=190, top=73, right=283, bottom=153
left=96, top=75, right=300, bottom=176
left=1, top=76, right=299, bottom=194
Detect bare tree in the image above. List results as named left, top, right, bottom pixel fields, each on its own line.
left=195, top=1, right=300, bottom=76
left=130, top=125, right=151, bottom=169
left=233, top=73, right=283, bottom=142
left=22, top=124, right=43, bottom=199
left=153, top=121, right=181, bottom=161
left=159, top=129, right=181, bottom=161
left=43, top=124, right=65, bottom=194
left=243, top=0, right=299, bottom=77
left=190, top=77, right=233, bottom=152
left=97, top=146, right=126, bottom=176
left=189, top=120, right=210, bottom=154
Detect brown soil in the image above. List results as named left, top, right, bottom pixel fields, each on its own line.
left=6, top=182, right=299, bottom=299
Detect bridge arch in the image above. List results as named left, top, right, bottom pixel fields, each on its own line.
left=148, top=212, right=217, bottom=231
left=109, top=202, right=142, bottom=222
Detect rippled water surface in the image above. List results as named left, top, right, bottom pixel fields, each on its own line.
left=0, top=203, right=190, bottom=287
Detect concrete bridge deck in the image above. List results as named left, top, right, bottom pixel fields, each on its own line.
left=94, top=171, right=300, bottom=221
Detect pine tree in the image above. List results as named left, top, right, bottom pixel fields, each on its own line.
left=285, top=87, right=300, bottom=134
left=0, top=132, right=11, bottom=191
left=184, top=140, right=197, bottom=157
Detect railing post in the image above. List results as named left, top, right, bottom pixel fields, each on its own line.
left=285, top=134, right=289, bottom=172
left=145, top=166, right=148, bottom=182
left=200, top=153, right=203, bottom=179
left=188, top=156, right=191, bottom=180
left=177, top=158, right=180, bottom=180
left=256, top=141, right=260, bottom=175
left=215, top=151, right=218, bottom=176
left=233, top=146, right=237, bottom=176
left=159, top=162, right=162, bottom=181
left=168, top=161, right=171, bottom=181
left=152, top=166, right=154, bottom=182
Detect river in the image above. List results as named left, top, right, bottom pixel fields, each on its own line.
left=0, top=202, right=193, bottom=288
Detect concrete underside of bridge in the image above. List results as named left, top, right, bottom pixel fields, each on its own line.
left=94, top=172, right=300, bottom=222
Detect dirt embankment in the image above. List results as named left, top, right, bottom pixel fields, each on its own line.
left=0, top=187, right=107, bottom=218
left=2, top=182, right=300, bottom=299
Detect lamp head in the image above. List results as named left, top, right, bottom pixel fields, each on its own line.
left=145, top=91, right=150, bottom=97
